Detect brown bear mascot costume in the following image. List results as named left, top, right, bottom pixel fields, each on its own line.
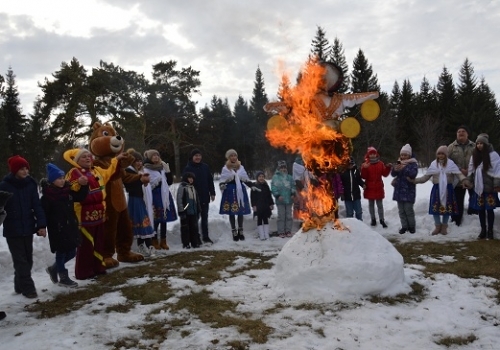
left=89, top=122, right=144, bottom=267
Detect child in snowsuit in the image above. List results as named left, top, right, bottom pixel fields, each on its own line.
left=41, top=163, right=89, bottom=288
left=251, top=171, right=274, bottom=240
left=391, top=144, right=418, bottom=234
left=177, top=172, right=202, bottom=249
left=340, top=157, right=365, bottom=220
left=0, top=155, right=47, bottom=298
left=271, top=160, right=296, bottom=237
left=361, top=147, right=392, bottom=227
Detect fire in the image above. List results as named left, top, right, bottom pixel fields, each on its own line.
left=265, top=59, right=351, bottom=231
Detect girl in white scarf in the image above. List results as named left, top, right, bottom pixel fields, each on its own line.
left=467, top=134, right=500, bottom=239
left=412, top=145, right=470, bottom=235
left=219, top=149, right=252, bottom=241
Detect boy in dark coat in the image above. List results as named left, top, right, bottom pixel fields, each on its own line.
left=41, top=163, right=89, bottom=287
left=176, top=172, right=202, bottom=249
left=0, top=190, right=13, bottom=319
left=251, top=171, right=274, bottom=240
left=340, top=157, right=365, bottom=221
left=0, top=155, right=47, bottom=299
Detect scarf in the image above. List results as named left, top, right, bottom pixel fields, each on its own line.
left=143, top=167, right=169, bottom=229
left=426, top=158, right=461, bottom=207
left=468, top=151, right=500, bottom=196
left=220, top=163, right=249, bottom=208
left=143, top=162, right=163, bottom=172
left=369, top=157, right=380, bottom=164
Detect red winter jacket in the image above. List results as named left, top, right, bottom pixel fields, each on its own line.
left=360, top=160, right=391, bottom=200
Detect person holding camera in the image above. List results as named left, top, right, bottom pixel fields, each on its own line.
left=391, top=144, right=418, bottom=234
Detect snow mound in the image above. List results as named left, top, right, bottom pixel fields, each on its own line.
left=272, top=218, right=409, bottom=302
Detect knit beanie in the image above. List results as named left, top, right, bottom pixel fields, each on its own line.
left=436, top=145, right=448, bottom=155
left=365, top=146, right=378, bottom=157
left=47, top=163, right=65, bottom=183
left=190, top=148, right=202, bottom=160
left=400, top=144, right=412, bottom=156
left=476, top=133, right=489, bottom=145
left=255, top=170, right=265, bottom=178
left=225, top=149, right=237, bottom=159
left=74, top=148, right=91, bottom=164
left=8, top=155, right=30, bottom=174
left=126, top=148, right=143, bottom=162
left=143, top=149, right=160, bottom=161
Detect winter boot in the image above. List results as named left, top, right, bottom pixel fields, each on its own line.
left=399, top=228, right=407, bottom=234
left=431, top=224, right=442, bottom=235
left=160, top=238, right=170, bottom=250
left=0, top=311, right=6, bottom=320
left=409, top=227, right=416, bottom=234
left=487, top=229, right=494, bottom=240
left=137, top=243, right=151, bottom=258
left=151, top=237, right=161, bottom=250
left=258, top=225, right=266, bottom=240
left=380, top=220, right=388, bottom=228
left=238, top=227, right=245, bottom=241
left=478, top=228, right=487, bottom=240
left=440, top=224, right=448, bottom=235
left=45, top=263, right=58, bottom=284
left=232, top=229, right=239, bottom=241
left=263, top=224, right=270, bottom=240
left=370, top=218, right=377, bottom=226
left=58, top=270, right=78, bottom=288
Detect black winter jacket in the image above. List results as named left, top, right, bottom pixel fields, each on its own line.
left=340, top=166, right=365, bottom=202
left=40, top=180, right=88, bottom=253
left=250, top=181, right=274, bottom=218
left=183, top=160, right=216, bottom=204
left=0, top=173, right=46, bottom=238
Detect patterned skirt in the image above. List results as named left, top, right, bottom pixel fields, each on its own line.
left=127, top=196, right=155, bottom=238
left=152, top=187, right=178, bottom=224
left=219, top=183, right=251, bottom=215
left=469, top=191, right=500, bottom=210
left=428, top=183, right=459, bottom=215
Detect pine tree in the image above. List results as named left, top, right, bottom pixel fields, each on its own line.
left=328, top=37, right=350, bottom=93
left=455, top=58, right=480, bottom=136
left=233, top=95, right=256, bottom=172
left=350, top=49, right=379, bottom=92
left=309, top=26, right=331, bottom=62
left=1, top=67, right=27, bottom=156
left=436, top=66, right=457, bottom=143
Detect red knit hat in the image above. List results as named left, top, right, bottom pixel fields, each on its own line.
left=8, top=155, right=30, bottom=174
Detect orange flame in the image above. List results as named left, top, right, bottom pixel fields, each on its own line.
left=265, top=59, right=351, bottom=231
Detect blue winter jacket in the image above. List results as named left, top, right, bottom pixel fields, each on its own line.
left=0, top=173, right=47, bottom=237
left=183, top=160, right=216, bottom=205
left=391, top=161, right=418, bottom=203
left=271, top=170, right=296, bottom=205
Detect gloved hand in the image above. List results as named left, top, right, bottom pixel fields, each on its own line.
left=162, top=161, right=170, bottom=173
left=219, top=183, right=227, bottom=191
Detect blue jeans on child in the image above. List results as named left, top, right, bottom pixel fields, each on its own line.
left=345, top=200, right=363, bottom=220
left=56, top=248, right=77, bottom=273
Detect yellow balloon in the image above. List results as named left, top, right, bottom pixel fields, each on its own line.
left=360, top=100, right=380, bottom=121
left=340, top=117, right=361, bottom=138
left=267, top=115, right=288, bottom=130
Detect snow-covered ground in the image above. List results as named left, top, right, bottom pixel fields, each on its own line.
left=0, top=169, right=499, bottom=349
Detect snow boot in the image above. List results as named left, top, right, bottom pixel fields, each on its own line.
left=431, top=224, right=442, bottom=235
left=478, top=228, right=487, bottom=240
left=380, top=220, right=388, bottom=228
left=0, top=311, right=6, bottom=320
left=409, top=227, right=416, bottom=234
left=151, top=237, right=161, bottom=250
left=46, top=263, right=58, bottom=284
left=370, top=218, right=377, bottom=226
left=232, top=229, right=239, bottom=242
left=238, top=227, right=245, bottom=241
left=160, top=238, right=170, bottom=250
left=399, top=228, right=407, bottom=234
left=487, top=229, right=494, bottom=240
left=440, top=224, right=448, bottom=235
left=263, top=224, right=270, bottom=240
left=58, top=270, right=78, bottom=288
left=258, top=225, right=266, bottom=240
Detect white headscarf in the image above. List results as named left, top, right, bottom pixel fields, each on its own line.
left=468, top=151, right=500, bottom=196
left=143, top=167, right=170, bottom=229
left=426, top=158, right=461, bottom=207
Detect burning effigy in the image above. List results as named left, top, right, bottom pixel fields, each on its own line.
left=264, top=58, right=380, bottom=231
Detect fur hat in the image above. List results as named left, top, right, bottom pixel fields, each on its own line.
left=436, top=145, right=448, bottom=155
left=190, top=149, right=202, bottom=160
left=126, top=148, right=143, bottom=162
left=457, top=125, right=470, bottom=135
left=74, top=148, right=91, bottom=164
left=8, top=155, right=29, bottom=174
left=476, top=133, right=489, bottom=145
left=46, top=163, right=65, bottom=183
left=143, top=149, right=160, bottom=161
left=225, top=149, right=237, bottom=159
left=400, top=144, right=412, bottom=156
left=277, top=160, right=287, bottom=169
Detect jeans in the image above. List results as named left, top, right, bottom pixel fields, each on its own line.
left=345, top=200, right=363, bottom=220
left=433, top=214, right=449, bottom=225
left=55, top=248, right=77, bottom=273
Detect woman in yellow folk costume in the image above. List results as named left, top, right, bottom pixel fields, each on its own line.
left=63, top=148, right=125, bottom=280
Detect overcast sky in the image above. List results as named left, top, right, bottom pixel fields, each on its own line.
left=1, top=0, right=499, bottom=115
